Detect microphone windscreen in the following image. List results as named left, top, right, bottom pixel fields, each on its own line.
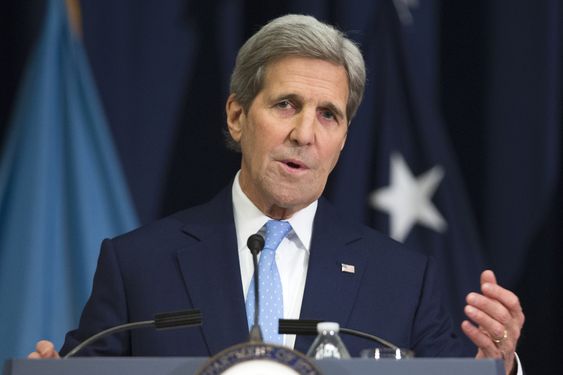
left=279, top=319, right=322, bottom=335
left=154, top=309, right=202, bottom=330
left=247, top=234, right=265, bottom=254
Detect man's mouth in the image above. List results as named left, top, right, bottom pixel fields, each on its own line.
left=281, top=159, right=308, bottom=171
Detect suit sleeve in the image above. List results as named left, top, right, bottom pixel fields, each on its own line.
left=411, top=256, right=464, bottom=357
left=59, top=239, right=131, bottom=356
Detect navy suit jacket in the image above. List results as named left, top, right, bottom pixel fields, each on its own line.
left=60, top=186, right=462, bottom=357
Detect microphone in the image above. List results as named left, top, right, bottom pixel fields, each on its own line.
left=279, top=319, right=400, bottom=351
left=247, top=233, right=265, bottom=342
left=63, top=309, right=202, bottom=358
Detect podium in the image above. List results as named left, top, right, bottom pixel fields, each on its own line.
left=4, top=357, right=504, bottom=375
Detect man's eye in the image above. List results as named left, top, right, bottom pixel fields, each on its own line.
left=320, top=110, right=335, bottom=120
left=276, top=100, right=292, bottom=109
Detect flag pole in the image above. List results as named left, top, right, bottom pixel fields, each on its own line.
left=64, top=0, right=82, bottom=37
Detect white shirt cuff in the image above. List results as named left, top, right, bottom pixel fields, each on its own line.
left=514, top=352, right=524, bottom=375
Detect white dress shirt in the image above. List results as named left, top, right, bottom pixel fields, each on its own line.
left=232, top=171, right=316, bottom=349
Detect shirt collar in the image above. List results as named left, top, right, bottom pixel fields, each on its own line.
left=231, top=170, right=317, bottom=253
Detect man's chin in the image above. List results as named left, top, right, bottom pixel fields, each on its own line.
left=268, top=191, right=319, bottom=213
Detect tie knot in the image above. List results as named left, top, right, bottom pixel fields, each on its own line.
left=264, top=220, right=292, bottom=251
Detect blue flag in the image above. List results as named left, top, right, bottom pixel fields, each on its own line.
left=0, top=0, right=138, bottom=361
left=327, top=0, right=485, bottom=355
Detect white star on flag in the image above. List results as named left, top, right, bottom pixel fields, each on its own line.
left=370, top=153, right=447, bottom=242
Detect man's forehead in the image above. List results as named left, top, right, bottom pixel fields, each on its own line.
left=261, top=56, right=349, bottom=102
left=263, top=55, right=347, bottom=79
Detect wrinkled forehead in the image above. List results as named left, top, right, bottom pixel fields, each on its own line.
left=260, top=55, right=350, bottom=96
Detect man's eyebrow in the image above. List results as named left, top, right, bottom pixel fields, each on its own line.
left=269, top=93, right=346, bottom=121
left=270, top=93, right=303, bottom=103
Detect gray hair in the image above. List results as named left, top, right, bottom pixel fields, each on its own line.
left=226, top=14, right=366, bottom=151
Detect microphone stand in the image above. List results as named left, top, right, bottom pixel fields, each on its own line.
left=279, top=318, right=401, bottom=351
left=64, top=309, right=202, bottom=358
left=247, top=234, right=265, bottom=342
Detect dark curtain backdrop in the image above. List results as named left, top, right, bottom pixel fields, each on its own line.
left=1, top=1, right=561, bottom=373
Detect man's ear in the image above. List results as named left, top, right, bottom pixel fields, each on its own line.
left=226, top=94, right=245, bottom=142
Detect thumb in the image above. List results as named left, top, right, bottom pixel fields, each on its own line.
left=480, top=269, right=497, bottom=287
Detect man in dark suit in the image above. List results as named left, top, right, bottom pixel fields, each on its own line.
left=30, top=14, right=524, bottom=374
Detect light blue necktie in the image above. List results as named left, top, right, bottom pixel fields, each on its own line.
left=246, top=220, right=292, bottom=344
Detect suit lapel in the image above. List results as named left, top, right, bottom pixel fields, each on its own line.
left=172, top=190, right=368, bottom=355
left=295, top=198, right=367, bottom=353
left=175, top=187, right=249, bottom=355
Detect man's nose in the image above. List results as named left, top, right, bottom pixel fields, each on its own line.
left=289, top=110, right=315, bottom=146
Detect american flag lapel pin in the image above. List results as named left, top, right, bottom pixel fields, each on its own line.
left=341, top=263, right=355, bottom=274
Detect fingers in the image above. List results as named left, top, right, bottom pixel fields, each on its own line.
left=478, top=270, right=525, bottom=330
left=481, top=282, right=525, bottom=325
left=480, top=269, right=497, bottom=285
left=27, top=340, right=60, bottom=359
left=466, top=292, right=511, bottom=339
left=462, top=319, right=516, bottom=375
left=461, top=320, right=501, bottom=357
left=463, top=270, right=524, bottom=375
